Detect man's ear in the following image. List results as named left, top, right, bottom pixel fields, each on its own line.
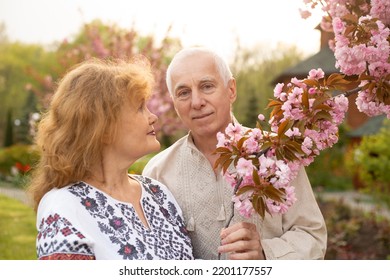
left=228, top=78, right=237, bottom=103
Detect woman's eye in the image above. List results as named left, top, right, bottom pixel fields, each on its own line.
left=138, top=102, right=146, bottom=111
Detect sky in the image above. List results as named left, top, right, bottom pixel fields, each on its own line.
left=0, top=0, right=323, bottom=61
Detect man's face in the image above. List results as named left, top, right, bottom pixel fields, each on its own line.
left=170, top=53, right=236, bottom=140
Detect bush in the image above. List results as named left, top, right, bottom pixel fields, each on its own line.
left=128, top=153, right=155, bottom=175
left=347, top=120, right=390, bottom=207
left=306, top=124, right=354, bottom=191
left=0, top=145, right=40, bottom=186
left=318, top=198, right=390, bottom=259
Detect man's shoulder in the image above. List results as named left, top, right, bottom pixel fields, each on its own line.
left=143, top=134, right=188, bottom=172
left=155, top=134, right=188, bottom=159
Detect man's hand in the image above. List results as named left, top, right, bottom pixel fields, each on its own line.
left=218, top=222, right=266, bottom=260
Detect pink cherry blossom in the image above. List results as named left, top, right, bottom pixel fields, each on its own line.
left=214, top=0, right=389, bottom=221
left=236, top=158, right=254, bottom=178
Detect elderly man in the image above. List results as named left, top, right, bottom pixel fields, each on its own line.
left=143, top=47, right=327, bottom=260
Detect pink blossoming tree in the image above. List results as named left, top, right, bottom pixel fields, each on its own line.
left=215, top=0, right=390, bottom=221
left=27, top=21, right=185, bottom=145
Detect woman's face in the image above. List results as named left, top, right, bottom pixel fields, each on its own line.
left=108, top=99, right=160, bottom=164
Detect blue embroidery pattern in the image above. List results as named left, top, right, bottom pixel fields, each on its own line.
left=68, top=176, right=193, bottom=260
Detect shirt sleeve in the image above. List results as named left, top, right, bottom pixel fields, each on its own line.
left=261, top=167, right=327, bottom=259
left=36, top=190, right=95, bottom=260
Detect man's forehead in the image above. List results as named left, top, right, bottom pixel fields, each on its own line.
left=171, top=58, right=217, bottom=80
left=173, top=74, right=217, bottom=88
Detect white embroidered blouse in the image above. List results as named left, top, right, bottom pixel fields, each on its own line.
left=36, top=175, right=194, bottom=260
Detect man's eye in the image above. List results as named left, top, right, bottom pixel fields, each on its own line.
left=202, top=83, right=215, bottom=92
left=176, top=90, right=190, bottom=99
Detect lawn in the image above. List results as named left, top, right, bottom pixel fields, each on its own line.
left=0, top=194, right=37, bottom=260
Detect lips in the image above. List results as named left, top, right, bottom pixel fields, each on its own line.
left=147, top=129, right=156, bottom=135
left=192, top=112, right=213, bottom=120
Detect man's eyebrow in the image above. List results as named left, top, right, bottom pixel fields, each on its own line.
left=174, top=83, right=188, bottom=93
left=199, top=76, right=216, bottom=83
left=173, top=76, right=217, bottom=92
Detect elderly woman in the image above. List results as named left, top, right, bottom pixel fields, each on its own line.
left=28, top=58, right=194, bottom=260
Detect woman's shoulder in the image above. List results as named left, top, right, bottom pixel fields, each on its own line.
left=37, top=183, right=83, bottom=216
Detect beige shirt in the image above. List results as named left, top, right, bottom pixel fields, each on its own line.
left=143, top=133, right=327, bottom=259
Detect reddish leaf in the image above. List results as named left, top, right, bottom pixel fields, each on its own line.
left=303, top=79, right=319, bottom=88
left=263, top=185, right=286, bottom=203
left=312, top=95, right=331, bottom=109
left=302, top=90, right=309, bottom=109
left=267, top=99, right=283, bottom=108
left=213, top=147, right=232, bottom=154
left=236, top=185, right=256, bottom=196
left=253, top=194, right=266, bottom=219
left=313, top=104, right=332, bottom=111
left=277, top=119, right=293, bottom=138
left=312, top=110, right=332, bottom=122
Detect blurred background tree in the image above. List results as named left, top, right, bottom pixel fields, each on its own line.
left=23, top=20, right=185, bottom=148
left=0, top=24, right=55, bottom=145
left=231, top=43, right=303, bottom=127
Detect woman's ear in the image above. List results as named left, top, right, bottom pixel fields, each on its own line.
left=102, top=129, right=113, bottom=145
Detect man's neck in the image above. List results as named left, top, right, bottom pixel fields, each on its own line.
left=191, top=132, right=219, bottom=168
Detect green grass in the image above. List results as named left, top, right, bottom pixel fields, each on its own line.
left=0, top=194, right=37, bottom=260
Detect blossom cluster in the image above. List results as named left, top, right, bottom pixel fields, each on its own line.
left=215, top=69, right=351, bottom=218
left=216, top=123, right=297, bottom=218
left=300, top=0, right=390, bottom=118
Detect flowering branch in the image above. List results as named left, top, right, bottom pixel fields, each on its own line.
left=214, top=0, right=389, bottom=222
left=214, top=70, right=354, bottom=219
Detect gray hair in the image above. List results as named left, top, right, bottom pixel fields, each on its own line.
left=166, top=47, right=233, bottom=95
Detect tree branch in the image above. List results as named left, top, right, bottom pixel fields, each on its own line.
left=344, top=86, right=363, bottom=97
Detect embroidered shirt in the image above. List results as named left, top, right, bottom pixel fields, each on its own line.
left=143, top=133, right=327, bottom=260
left=36, top=175, right=194, bottom=260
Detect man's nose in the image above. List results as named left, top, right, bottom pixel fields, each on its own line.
left=191, top=90, right=206, bottom=109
